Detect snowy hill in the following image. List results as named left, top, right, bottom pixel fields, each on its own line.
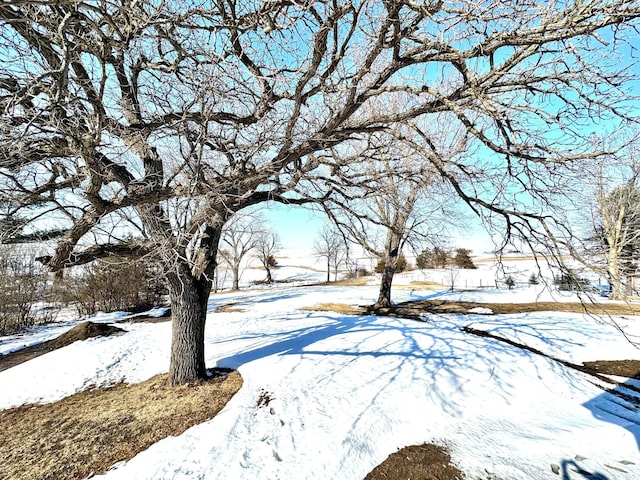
left=1, top=272, right=640, bottom=479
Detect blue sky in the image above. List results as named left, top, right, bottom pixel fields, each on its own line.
left=260, top=203, right=325, bottom=251
left=260, top=201, right=496, bottom=256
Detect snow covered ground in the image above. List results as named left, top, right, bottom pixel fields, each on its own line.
left=2, top=273, right=640, bottom=479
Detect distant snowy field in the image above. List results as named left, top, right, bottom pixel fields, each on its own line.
left=1, top=255, right=640, bottom=479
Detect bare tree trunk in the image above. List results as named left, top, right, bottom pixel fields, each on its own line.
left=166, top=265, right=211, bottom=385
left=603, top=208, right=626, bottom=300
left=375, top=260, right=397, bottom=309
left=608, top=247, right=625, bottom=300
left=265, top=267, right=273, bottom=284
left=326, top=257, right=330, bottom=283
left=165, top=223, right=222, bottom=386
left=231, top=266, right=240, bottom=291
left=375, top=235, right=401, bottom=310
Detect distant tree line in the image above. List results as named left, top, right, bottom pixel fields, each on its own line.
left=371, top=247, right=477, bottom=274
left=415, top=247, right=477, bottom=270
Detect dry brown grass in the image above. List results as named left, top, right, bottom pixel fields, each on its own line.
left=385, top=280, right=444, bottom=290
left=301, top=298, right=640, bottom=319
left=365, top=443, right=465, bottom=480
left=330, top=276, right=372, bottom=286
left=409, top=280, right=444, bottom=288
left=583, top=360, right=640, bottom=378
left=0, top=370, right=242, bottom=480
left=301, top=302, right=364, bottom=315
left=396, top=299, right=640, bottom=316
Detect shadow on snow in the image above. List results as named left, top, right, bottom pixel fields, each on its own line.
left=212, top=304, right=639, bottom=479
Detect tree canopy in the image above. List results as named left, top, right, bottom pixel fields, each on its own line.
left=1, top=0, right=639, bottom=383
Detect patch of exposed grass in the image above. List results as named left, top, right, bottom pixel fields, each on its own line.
left=396, top=299, right=640, bottom=316
left=303, top=298, right=640, bottom=319
left=330, top=276, right=372, bottom=286
left=0, top=370, right=242, bottom=480
left=301, top=302, right=364, bottom=315
left=365, top=443, right=465, bottom=480
left=409, top=280, right=444, bottom=288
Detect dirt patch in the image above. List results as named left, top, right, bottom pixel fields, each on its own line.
left=53, top=321, right=124, bottom=345
left=0, top=369, right=242, bottom=480
left=365, top=443, right=465, bottom=480
left=583, top=360, right=640, bottom=379
left=125, top=308, right=172, bottom=323
left=126, top=314, right=171, bottom=323
left=0, top=321, right=124, bottom=373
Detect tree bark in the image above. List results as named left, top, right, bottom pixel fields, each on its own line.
left=166, top=266, right=211, bottom=385
left=608, top=247, right=625, bottom=300
left=165, top=222, right=223, bottom=385
left=231, top=265, right=240, bottom=291
left=603, top=203, right=626, bottom=300
left=326, top=257, right=330, bottom=283
left=372, top=190, right=412, bottom=310
left=375, top=260, right=397, bottom=309
left=375, top=238, right=401, bottom=310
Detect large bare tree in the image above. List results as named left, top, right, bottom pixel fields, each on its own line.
left=325, top=129, right=457, bottom=309
left=2, top=1, right=639, bottom=384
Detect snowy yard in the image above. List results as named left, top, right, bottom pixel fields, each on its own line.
left=1, top=282, right=640, bottom=479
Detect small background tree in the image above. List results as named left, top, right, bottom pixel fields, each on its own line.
left=375, top=254, right=408, bottom=274
left=255, top=230, right=280, bottom=284
left=219, top=216, right=262, bottom=291
left=416, top=246, right=452, bottom=269
left=568, top=144, right=640, bottom=299
left=505, top=275, right=516, bottom=290
left=446, top=264, right=460, bottom=292
left=453, top=249, right=477, bottom=269
left=554, top=271, right=590, bottom=292
left=595, top=173, right=640, bottom=299
left=314, top=224, right=348, bottom=283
